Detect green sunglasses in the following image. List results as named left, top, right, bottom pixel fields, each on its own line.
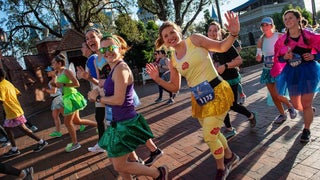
left=99, top=45, right=119, bottom=54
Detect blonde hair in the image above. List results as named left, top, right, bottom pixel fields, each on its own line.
left=101, top=34, right=131, bottom=57
left=155, top=21, right=182, bottom=49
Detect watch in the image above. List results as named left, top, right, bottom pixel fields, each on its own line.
left=96, top=95, right=101, bottom=103
left=224, top=63, right=228, bottom=69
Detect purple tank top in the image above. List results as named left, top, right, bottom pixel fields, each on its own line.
left=104, top=62, right=137, bottom=122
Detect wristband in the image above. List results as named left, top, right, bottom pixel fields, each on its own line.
left=230, top=34, right=238, bottom=38
left=224, top=63, right=228, bottom=69
left=96, top=95, right=101, bottom=103
left=63, top=83, right=66, bottom=87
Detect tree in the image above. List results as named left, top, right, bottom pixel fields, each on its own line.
left=272, top=4, right=313, bottom=32
left=114, top=14, right=159, bottom=69
left=0, top=0, right=131, bottom=56
left=137, top=0, right=213, bottom=35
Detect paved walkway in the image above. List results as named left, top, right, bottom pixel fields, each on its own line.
left=0, top=64, right=319, bottom=180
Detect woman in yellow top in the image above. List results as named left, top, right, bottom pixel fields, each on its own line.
left=146, top=11, right=240, bottom=180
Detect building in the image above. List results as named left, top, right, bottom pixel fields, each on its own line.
left=137, top=7, right=157, bottom=24
left=231, top=0, right=310, bottom=46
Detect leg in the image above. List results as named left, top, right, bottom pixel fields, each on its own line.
left=266, top=83, right=286, bottom=114
left=17, top=124, right=41, bottom=141
left=144, top=139, right=164, bottom=166
left=95, top=107, right=105, bottom=139
left=4, top=127, right=16, bottom=147
left=199, top=112, right=233, bottom=170
left=112, top=154, right=160, bottom=179
left=72, top=111, right=97, bottom=127
left=52, top=108, right=62, bottom=132
left=64, top=113, right=77, bottom=144
left=301, top=93, right=314, bottom=129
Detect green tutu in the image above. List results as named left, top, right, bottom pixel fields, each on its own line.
left=62, top=92, right=87, bottom=115
left=98, top=114, right=154, bottom=157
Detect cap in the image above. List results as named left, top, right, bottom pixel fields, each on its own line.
left=44, top=66, right=54, bottom=72
left=261, top=17, right=274, bottom=25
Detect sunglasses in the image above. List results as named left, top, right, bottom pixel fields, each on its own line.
left=99, top=45, right=119, bottom=54
left=261, top=23, right=270, bottom=27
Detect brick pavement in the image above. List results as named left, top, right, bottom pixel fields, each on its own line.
left=0, top=64, right=319, bottom=180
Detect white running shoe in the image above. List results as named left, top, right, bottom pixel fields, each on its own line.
left=88, top=143, right=106, bottom=153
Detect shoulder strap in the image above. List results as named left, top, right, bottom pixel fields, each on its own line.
left=109, top=60, right=124, bottom=77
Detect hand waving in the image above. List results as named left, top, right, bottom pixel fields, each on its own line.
left=224, top=11, right=240, bottom=36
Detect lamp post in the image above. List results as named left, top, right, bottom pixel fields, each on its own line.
left=311, top=0, right=317, bottom=26
left=0, top=28, right=8, bottom=69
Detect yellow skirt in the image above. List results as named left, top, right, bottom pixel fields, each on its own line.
left=191, top=80, right=234, bottom=119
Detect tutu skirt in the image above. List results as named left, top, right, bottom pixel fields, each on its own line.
left=98, top=114, right=154, bottom=157
left=192, top=80, right=234, bottom=118
left=3, top=115, right=27, bottom=128
left=63, top=92, right=87, bottom=115
left=260, top=68, right=276, bottom=84
left=276, top=61, right=320, bottom=96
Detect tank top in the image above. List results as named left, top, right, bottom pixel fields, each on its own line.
left=57, top=70, right=77, bottom=95
left=262, top=32, right=280, bottom=57
left=104, top=61, right=136, bottom=122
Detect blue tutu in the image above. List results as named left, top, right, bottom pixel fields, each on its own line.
left=276, top=61, right=320, bottom=96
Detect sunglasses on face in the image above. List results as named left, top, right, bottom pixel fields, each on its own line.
left=99, top=45, right=119, bottom=54
left=261, top=23, right=270, bottom=27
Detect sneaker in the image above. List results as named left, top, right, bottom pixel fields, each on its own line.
left=3, top=149, right=21, bottom=157
left=145, top=148, right=164, bottom=166
left=49, top=131, right=62, bottom=138
left=288, top=107, right=297, bottom=119
left=248, top=112, right=256, bottom=128
left=215, top=168, right=229, bottom=180
left=30, top=126, right=38, bottom=132
left=166, top=99, right=174, bottom=105
left=239, top=94, right=246, bottom=105
left=155, top=98, right=163, bottom=103
left=224, top=153, right=240, bottom=171
left=300, top=129, right=311, bottom=143
left=1, top=141, right=11, bottom=147
left=88, top=143, right=106, bottom=153
left=24, top=167, right=34, bottom=180
left=273, top=114, right=287, bottom=124
left=223, top=128, right=237, bottom=140
left=33, top=141, right=48, bottom=152
left=79, top=125, right=86, bottom=132
left=65, top=143, right=81, bottom=152
left=156, top=165, right=169, bottom=180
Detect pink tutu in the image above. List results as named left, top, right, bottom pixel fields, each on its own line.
left=3, top=115, right=27, bottom=128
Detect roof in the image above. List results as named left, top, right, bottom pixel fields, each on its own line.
left=1, top=56, right=23, bottom=70
left=57, top=29, right=85, bottom=51
left=231, top=0, right=259, bottom=12
left=24, top=55, right=49, bottom=69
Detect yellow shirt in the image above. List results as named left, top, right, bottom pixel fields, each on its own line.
left=172, top=38, right=234, bottom=118
left=0, top=79, right=24, bottom=119
left=172, top=38, right=218, bottom=87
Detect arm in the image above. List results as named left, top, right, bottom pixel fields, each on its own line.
left=256, top=38, right=263, bottom=62
left=56, top=69, right=80, bottom=88
left=88, top=63, right=131, bottom=105
left=146, top=61, right=181, bottom=93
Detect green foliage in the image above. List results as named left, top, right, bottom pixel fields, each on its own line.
left=115, top=14, right=159, bottom=70
left=272, top=4, right=313, bottom=32
left=239, top=46, right=260, bottom=67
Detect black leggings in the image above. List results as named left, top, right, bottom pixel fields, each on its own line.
left=0, top=162, right=21, bottom=176
left=95, top=107, right=105, bottom=139
left=224, top=83, right=252, bottom=128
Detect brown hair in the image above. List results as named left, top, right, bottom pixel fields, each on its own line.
left=101, top=34, right=131, bottom=57
left=155, top=21, right=182, bottom=49
left=283, top=9, right=309, bottom=45
left=54, top=53, right=66, bottom=66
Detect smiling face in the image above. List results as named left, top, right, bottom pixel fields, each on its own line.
left=85, top=30, right=101, bottom=53
left=81, top=42, right=92, bottom=58
left=161, top=26, right=182, bottom=48
left=207, top=24, right=220, bottom=40
left=99, top=39, right=121, bottom=63
left=283, top=12, right=300, bottom=30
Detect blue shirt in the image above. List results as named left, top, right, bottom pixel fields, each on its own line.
left=86, top=54, right=98, bottom=79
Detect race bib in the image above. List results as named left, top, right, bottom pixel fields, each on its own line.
left=105, top=106, right=113, bottom=126
left=264, top=55, right=274, bottom=68
left=190, top=81, right=214, bottom=106
left=288, top=53, right=302, bottom=67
